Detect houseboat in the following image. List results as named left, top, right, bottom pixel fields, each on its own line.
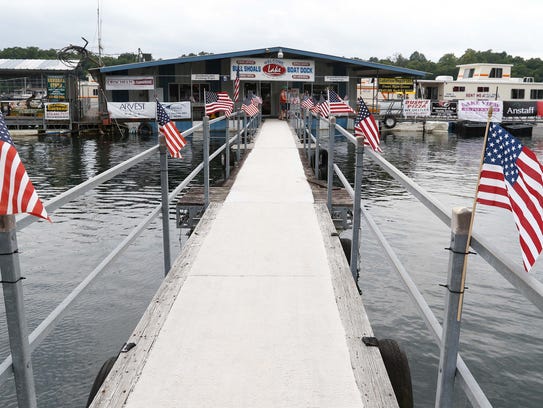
left=417, top=63, right=543, bottom=136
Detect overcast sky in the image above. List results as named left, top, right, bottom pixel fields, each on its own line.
left=2, top=0, right=542, bottom=64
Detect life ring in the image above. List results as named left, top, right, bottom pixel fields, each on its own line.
left=137, top=122, right=153, bottom=136
left=85, top=356, right=117, bottom=407
left=378, top=339, right=413, bottom=407
left=383, top=115, right=397, bottom=129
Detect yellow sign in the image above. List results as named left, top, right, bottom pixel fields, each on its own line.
left=378, top=78, right=414, bottom=93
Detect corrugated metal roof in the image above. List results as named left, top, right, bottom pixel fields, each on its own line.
left=98, top=46, right=427, bottom=77
left=0, top=59, right=79, bottom=71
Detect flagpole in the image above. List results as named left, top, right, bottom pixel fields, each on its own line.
left=456, top=106, right=493, bottom=321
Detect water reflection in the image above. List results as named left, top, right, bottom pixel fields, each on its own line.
left=1, top=124, right=542, bottom=407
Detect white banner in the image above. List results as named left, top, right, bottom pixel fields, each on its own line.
left=108, top=102, right=156, bottom=119
left=230, top=58, right=315, bottom=82
left=457, top=100, right=503, bottom=122
left=160, top=101, right=191, bottom=119
left=191, top=74, right=220, bottom=81
left=45, top=102, right=70, bottom=120
left=324, top=76, right=349, bottom=82
left=107, top=102, right=192, bottom=119
left=105, top=76, right=155, bottom=90
left=403, top=99, right=431, bottom=117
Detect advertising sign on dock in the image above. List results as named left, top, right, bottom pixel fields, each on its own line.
left=230, top=58, right=315, bottom=82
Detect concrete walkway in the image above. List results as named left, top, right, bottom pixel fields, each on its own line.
left=124, top=119, right=364, bottom=407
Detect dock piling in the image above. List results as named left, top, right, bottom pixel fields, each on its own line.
left=203, top=116, right=210, bottom=208
left=350, top=138, right=364, bottom=283
left=158, top=135, right=171, bottom=274
left=435, top=207, right=472, bottom=407
left=0, top=215, right=37, bottom=408
left=327, top=116, right=336, bottom=211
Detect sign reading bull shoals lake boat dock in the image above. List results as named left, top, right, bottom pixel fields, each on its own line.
left=230, top=58, right=315, bottom=82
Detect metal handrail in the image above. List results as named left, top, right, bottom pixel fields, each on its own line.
left=298, top=110, right=543, bottom=407
left=0, top=111, right=261, bottom=403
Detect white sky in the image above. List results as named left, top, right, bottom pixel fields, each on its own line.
left=2, top=0, right=542, bottom=63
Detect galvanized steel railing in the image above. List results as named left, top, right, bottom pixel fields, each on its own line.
left=0, top=111, right=261, bottom=408
left=294, top=110, right=543, bottom=408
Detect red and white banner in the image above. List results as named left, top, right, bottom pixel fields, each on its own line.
left=105, top=76, right=155, bottom=90
left=457, top=100, right=503, bottom=122
left=403, top=99, right=431, bottom=117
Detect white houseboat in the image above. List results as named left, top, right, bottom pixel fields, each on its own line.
left=418, top=63, right=543, bottom=103
left=417, top=63, right=543, bottom=136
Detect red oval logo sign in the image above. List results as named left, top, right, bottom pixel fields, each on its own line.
left=263, top=63, right=286, bottom=77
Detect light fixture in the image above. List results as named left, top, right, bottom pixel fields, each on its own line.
left=277, top=48, right=283, bottom=59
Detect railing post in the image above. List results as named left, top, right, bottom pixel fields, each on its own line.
left=243, top=113, right=248, bottom=153
left=435, top=207, right=472, bottom=408
left=203, top=115, right=210, bottom=208
left=303, top=109, right=307, bottom=152
left=236, top=113, right=241, bottom=162
left=314, top=118, right=320, bottom=178
left=350, top=138, right=364, bottom=282
left=0, top=215, right=38, bottom=408
left=327, top=116, right=335, bottom=211
left=225, top=116, right=230, bottom=179
left=158, top=135, right=171, bottom=274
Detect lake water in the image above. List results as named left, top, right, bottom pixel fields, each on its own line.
left=1, top=122, right=542, bottom=407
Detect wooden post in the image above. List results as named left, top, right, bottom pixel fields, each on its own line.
left=435, top=207, right=472, bottom=407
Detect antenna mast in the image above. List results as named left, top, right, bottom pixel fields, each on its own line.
left=97, top=0, right=103, bottom=66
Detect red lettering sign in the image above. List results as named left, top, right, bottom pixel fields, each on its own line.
left=263, top=63, right=286, bottom=77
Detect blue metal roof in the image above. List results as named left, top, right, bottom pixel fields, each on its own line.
left=99, top=46, right=427, bottom=77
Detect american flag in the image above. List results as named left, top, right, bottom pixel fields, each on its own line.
left=301, top=95, right=314, bottom=110
left=316, top=95, right=329, bottom=118
left=251, top=94, right=262, bottom=106
left=233, top=69, right=240, bottom=102
left=328, top=89, right=355, bottom=115
left=156, top=100, right=187, bottom=159
left=242, top=95, right=259, bottom=117
left=354, top=98, right=382, bottom=152
left=0, top=113, right=49, bottom=220
left=477, top=123, right=543, bottom=271
left=205, top=90, right=234, bottom=117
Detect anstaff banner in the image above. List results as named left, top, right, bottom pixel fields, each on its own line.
left=457, top=100, right=503, bottom=122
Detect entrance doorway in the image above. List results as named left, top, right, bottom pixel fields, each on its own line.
left=261, top=83, right=271, bottom=115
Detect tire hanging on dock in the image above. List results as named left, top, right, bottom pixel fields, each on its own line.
left=378, top=339, right=413, bottom=408
left=85, top=356, right=118, bottom=407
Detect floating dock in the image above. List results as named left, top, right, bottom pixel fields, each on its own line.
left=89, top=119, right=398, bottom=407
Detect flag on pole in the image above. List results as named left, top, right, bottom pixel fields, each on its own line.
left=233, top=69, right=240, bottom=102
left=328, top=89, right=355, bottom=115
left=205, top=90, right=234, bottom=117
left=301, top=94, right=314, bottom=110
left=0, top=113, right=49, bottom=221
left=477, top=123, right=543, bottom=271
left=316, top=94, right=329, bottom=118
left=241, top=95, right=259, bottom=117
left=354, top=98, right=382, bottom=152
left=156, top=100, right=187, bottom=159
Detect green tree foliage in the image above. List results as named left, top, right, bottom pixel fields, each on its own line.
left=1, top=46, right=541, bottom=81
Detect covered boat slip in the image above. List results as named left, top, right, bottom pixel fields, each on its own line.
left=90, top=120, right=397, bottom=407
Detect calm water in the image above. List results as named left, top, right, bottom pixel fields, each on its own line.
left=0, top=123, right=542, bottom=407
